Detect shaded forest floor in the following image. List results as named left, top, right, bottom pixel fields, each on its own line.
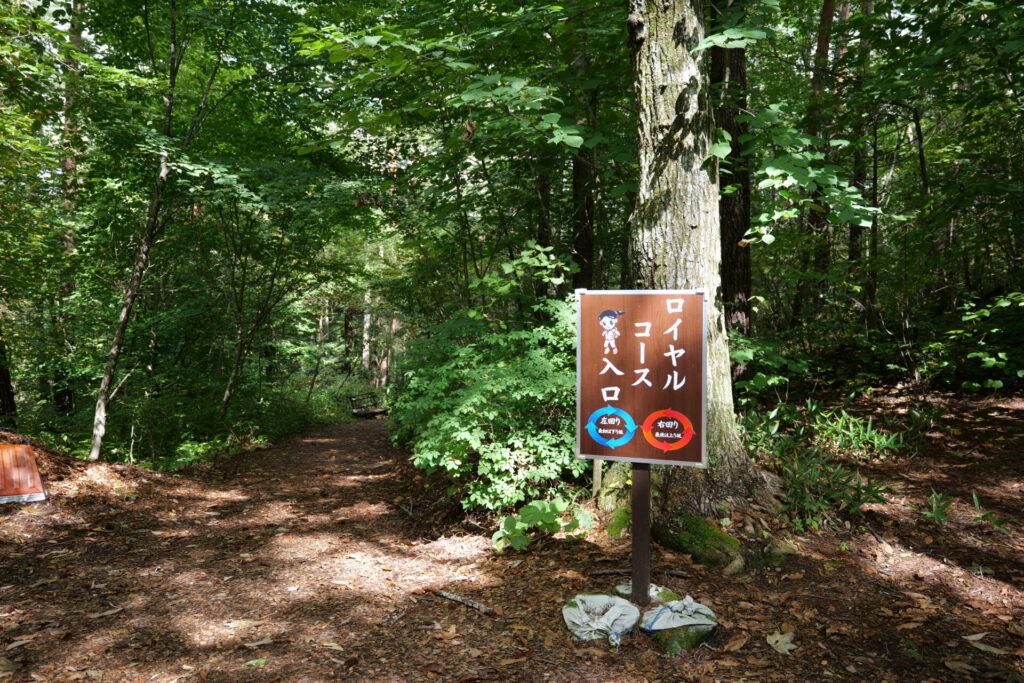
left=1, top=394, right=1023, bottom=682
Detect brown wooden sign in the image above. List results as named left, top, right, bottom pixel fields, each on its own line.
left=0, top=444, right=47, bottom=504
left=576, top=290, right=706, bottom=467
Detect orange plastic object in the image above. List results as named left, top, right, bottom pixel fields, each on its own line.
left=0, top=444, right=47, bottom=504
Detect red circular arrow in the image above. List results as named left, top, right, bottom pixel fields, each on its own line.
left=641, top=409, right=696, bottom=451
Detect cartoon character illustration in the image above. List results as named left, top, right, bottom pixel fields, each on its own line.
left=598, top=309, right=625, bottom=355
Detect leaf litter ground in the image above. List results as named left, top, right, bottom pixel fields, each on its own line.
left=0, top=393, right=1022, bottom=682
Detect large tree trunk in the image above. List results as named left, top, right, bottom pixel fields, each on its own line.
left=626, top=0, right=778, bottom=518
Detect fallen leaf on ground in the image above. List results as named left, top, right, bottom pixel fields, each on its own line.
left=226, top=620, right=256, bottom=629
left=963, top=632, right=988, bottom=641
left=243, top=659, right=266, bottom=667
left=767, top=630, right=797, bottom=654
left=498, top=658, right=527, bottom=666
left=723, top=634, right=748, bottom=652
left=896, top=622, right=924, bottom=630
left=86, top=607, right=123, bottom=619
left=243, top=638, right=273, bottom=648
left=321, top=643, right=344, bottom=652
left=944, top=660, right=978, bottom=674
left=968, top=641, right=1009, bottom=655
left=3, top=641, right=31, bottom=652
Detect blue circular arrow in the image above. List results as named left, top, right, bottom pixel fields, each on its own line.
left=586, top=406, right=638, bottom=449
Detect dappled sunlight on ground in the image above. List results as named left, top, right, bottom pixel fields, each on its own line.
left=1, top=402, right=1023, bottom=680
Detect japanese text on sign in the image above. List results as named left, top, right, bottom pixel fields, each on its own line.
left=576, top=290, right=706, bottom=467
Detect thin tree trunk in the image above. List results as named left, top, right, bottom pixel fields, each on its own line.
left=570, top=43, right=599, bottom=290
left=571, top=148, right=598, bottom=290
left=626, top=0, right=778, bottom=518
left=54, top=0, right=84, bottom=416
left=791, top=0, right=837, bottom=327
left=89, top=0, right=237, bottom=458
left=0, top=334, right=17, bottom=427
left=711, top=0, right=752, bottom=381
left=219, top=329, right=247, bottom=420
left=847, top=1, right=873, bottom=271
left=89, top=162, right=169, bottom=460
left=379, top=317, right=399, bottom=389
left=361, top=289, right=373, bottom=379
left=865, top=115, right=879, bottom=325
left=306, top=308, right=327, bottom=402
left=89, top=0, right=181, bottom=460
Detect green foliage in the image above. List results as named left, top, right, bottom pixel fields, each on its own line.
left=923, top=489, right=954, bottom=527
left=392, top=295, right=583, bottom=511
left=730, top=335, right=812, bottom=406
left=914, top=293, right=1024, bottom=391
left=492, top=497, right=594, bottom=551
left=971, top=491, right=1014, bottom=535
left=780, top=448, right=890, bottom=531
left=391, top=245, right=584, bottom=511
left=741, top=401, right=895, bottom=528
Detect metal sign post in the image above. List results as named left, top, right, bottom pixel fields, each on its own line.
left=576, top=290, right=707, bottom=606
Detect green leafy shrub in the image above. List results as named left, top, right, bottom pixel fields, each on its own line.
left=915, top=292, right=1024, bottom=391
left=492, top=497, right=595, bottom=551
left=391, top=294, right=583, bottom=510
left=730, top=335, right=812, bottom=407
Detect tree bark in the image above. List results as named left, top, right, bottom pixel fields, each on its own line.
left=627, top=0, right=778, bottom=518
left=54, top=0, right=84, bottom=416
left=0, top=334, right=17, bottom=427
left=570, top=44, right=599, bottom=290
left=711, top=0, right=752, bottom=379
left=790, top=0, right=837, bottom=327
left=361, top=289, right=373, bottom=379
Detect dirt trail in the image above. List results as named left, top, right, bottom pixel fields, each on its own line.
left=1, top=413, right=1023, bottom=682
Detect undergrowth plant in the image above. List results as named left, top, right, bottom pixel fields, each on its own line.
left=808, top=405, right=905, bottom=460
left=492, top=497, right=595, bottom=551
left=391, top=247, right=585, bottom=511
left=740, top=399, right=896, bottom=529
left=923, top=489, right=954, bottom=526
left=971, top=491, right=1014, bottom=535
left=779, top=447, right=891, bottom=530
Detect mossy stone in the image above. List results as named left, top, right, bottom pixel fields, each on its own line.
left=606, top=506, right=631, bottom=538
left=652, top=623, right=717, bottom=655
left=652, top=515, right=740, bottom=567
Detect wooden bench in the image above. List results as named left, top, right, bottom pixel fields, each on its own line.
left=349, top=392, right=387, bottom=418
